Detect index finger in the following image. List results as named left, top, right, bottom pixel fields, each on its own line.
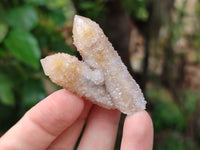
left=0, top=89, right=84, bottom=150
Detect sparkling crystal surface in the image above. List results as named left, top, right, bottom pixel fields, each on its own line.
left=41, top=15, right=146, bottom=115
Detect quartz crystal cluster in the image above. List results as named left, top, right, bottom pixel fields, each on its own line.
left=41, top=15, right=146, bottom=115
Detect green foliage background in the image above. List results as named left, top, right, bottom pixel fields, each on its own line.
left=0, top=0, right=75, bottom=131
left=0, top=0, right=200, bottom=149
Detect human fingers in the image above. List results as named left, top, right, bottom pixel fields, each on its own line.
left=47, top=100, right=93, bottom=150
left=121, top=110, right=153, bottom=150
left=0, top=89, right=84, bottom=150
left=77, top=105, right=121, bottom=150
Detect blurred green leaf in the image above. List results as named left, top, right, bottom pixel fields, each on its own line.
left=0, top=104, right=16, bottom=132
left=0, top=48, right=6, bottom=57
left=155, top=132, right=198, bottom=150
left=165, top=133, right=185, bottom=150
left=197, top=49, right=200, bottom=61
left=49, top=9, right=66, bottom=26
left=146, top=84, right=172, bottom=102
left=0, top=5, right=6, bottom=24
left=0, top=73, right=14, bottom=106
left=26, top=0, right=54, bottom=5
left=52, top=41, right=76, bottom=55
left=79, top=1, right=94, bottom=9
left=152, top=100, right=185, bottom=132
left=22, top=79, right=46, bottom=108
left=47, top=0, right=75, bottom=21
left=155, top=132, right=186, bottom=150
left=183, top=90, right=200, bottom=116
left=196, top=2, right=200, bottom=16
left=121, top=0, right=148, bottom=21
left=136, top=7, right=148, bottom=20
left=0, top=23, right=8, bottom=43
left=6, top=5, right=38, bottom=31
left=78, top=0, right=105, bottom=20
left=4, top=29, right=41, bottom=69
left=146, top=85, right=186, bottom=132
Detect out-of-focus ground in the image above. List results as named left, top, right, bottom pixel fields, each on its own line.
left=0, top=0, right=200, bottom=149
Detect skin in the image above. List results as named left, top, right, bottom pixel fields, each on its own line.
left=0, top=89, right=153, bottom=150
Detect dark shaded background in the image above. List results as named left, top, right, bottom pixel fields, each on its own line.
left=0, top=0, right=200, bottom=149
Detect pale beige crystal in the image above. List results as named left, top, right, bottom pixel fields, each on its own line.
left=41, top=15, right=146, bottom=115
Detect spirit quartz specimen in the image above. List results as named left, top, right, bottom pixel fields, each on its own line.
left=41, top=15, right=146, bottom=115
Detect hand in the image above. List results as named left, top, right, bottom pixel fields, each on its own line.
left=0, top=89, right=153, bottom=150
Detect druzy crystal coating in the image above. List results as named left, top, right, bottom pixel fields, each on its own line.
left=41, top=15, right=146, bottom=115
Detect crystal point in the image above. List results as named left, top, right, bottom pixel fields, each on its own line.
left=41, top=15, right=146, bottom=115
